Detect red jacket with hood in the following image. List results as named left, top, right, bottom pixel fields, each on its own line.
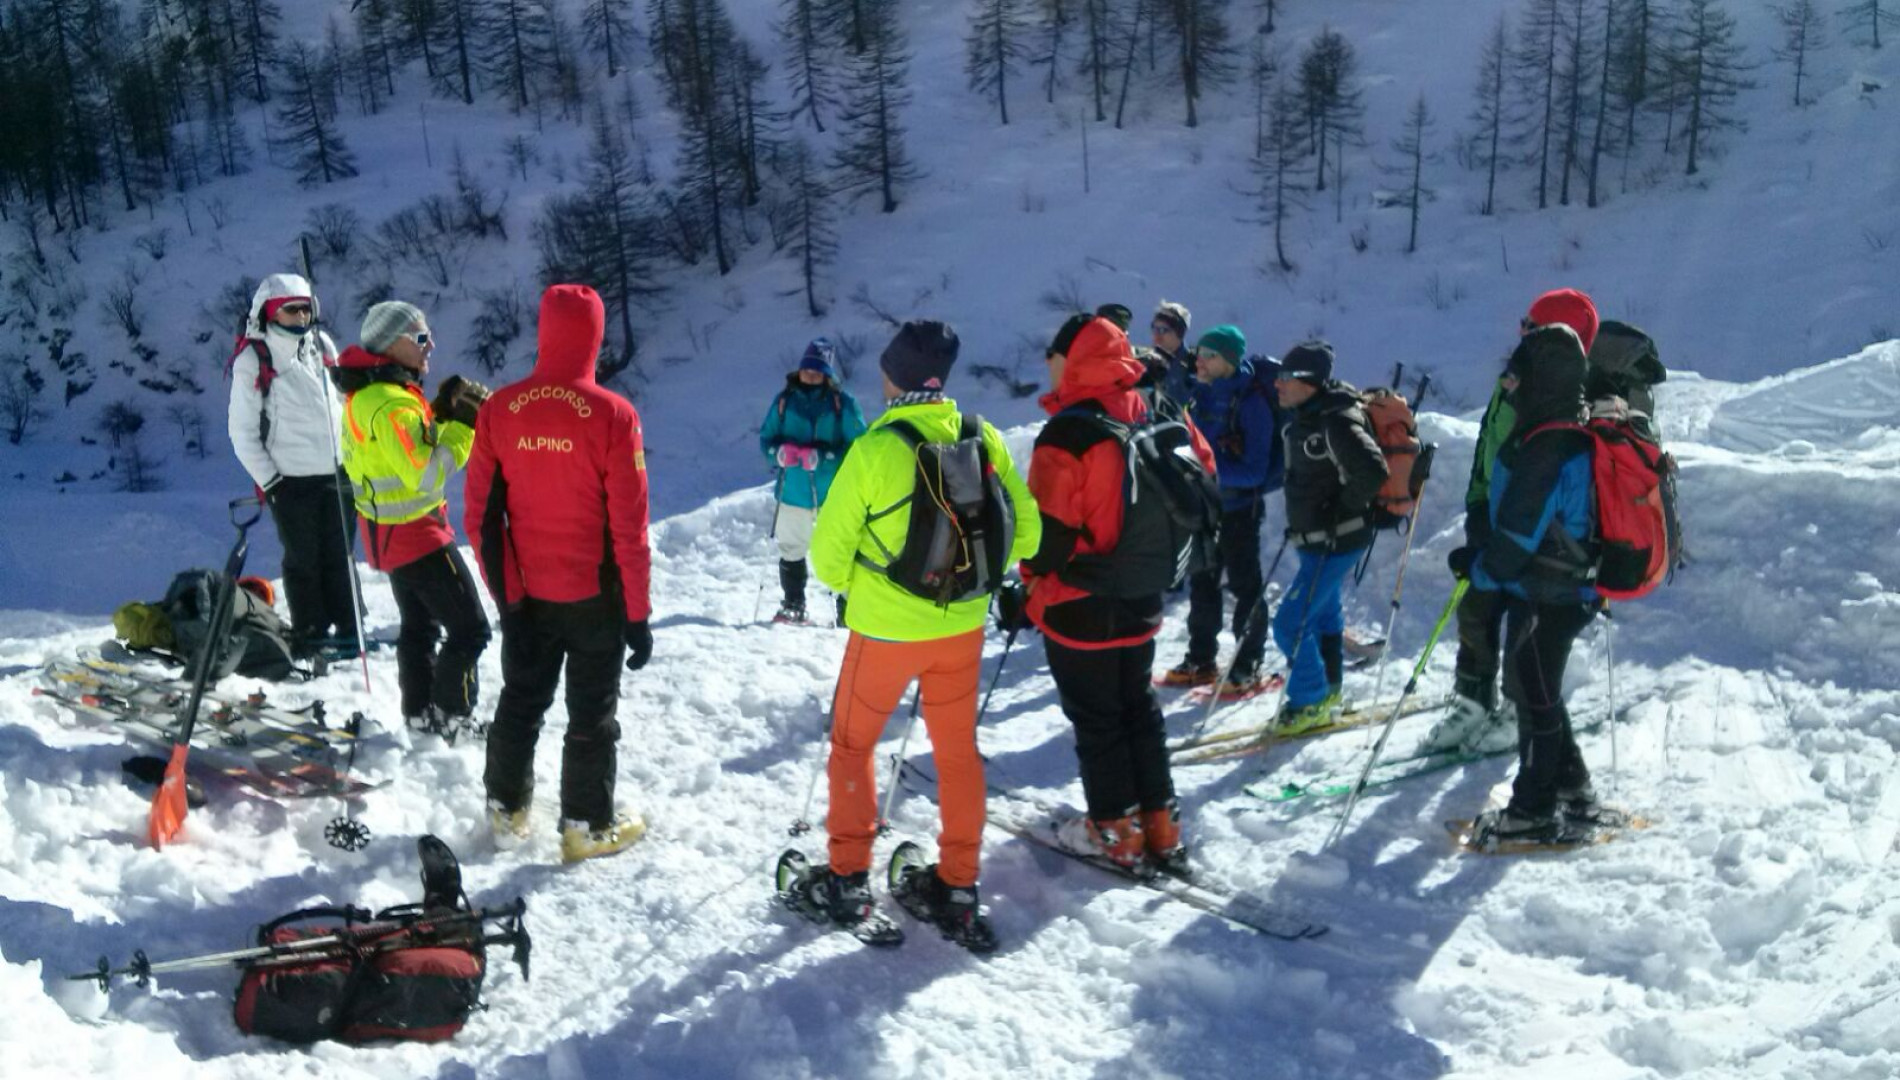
left=1022, top=318, right=1216, bottom=650
left=463, top=286, right=653, bottom=623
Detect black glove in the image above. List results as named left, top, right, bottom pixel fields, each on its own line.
left=623, top=620, right=652, bottom=672
left=1447, top=546, right=1475, bottom=579
left=432, top=375, right=490, bottom=428
left=994, top=580, right=1032, bottom=634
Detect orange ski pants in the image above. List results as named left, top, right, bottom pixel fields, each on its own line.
left=827, top=629, right=986, bottom=887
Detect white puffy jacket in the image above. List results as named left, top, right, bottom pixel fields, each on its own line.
left=227, top=274, right=344, bottom=488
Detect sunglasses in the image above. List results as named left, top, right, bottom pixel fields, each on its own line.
left=405, top=330, right=433, bottom=348
left=1519, top=317, right=1537, bottom=332
left=1195, top=348, right=1224, bottom=361
left=1152, top=324, right=1178, bottom=336
left=279, top=303, right=313, bottom=315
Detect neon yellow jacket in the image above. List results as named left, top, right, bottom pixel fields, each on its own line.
left=811, top=400, right=1041, bottom=642
left=340, top=378, right=474, bottom=570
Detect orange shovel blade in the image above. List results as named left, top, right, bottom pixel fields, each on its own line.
left=146, top=743, right=191, bottom=850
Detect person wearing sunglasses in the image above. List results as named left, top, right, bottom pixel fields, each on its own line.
left=333, top=301, right=492, bottom=740
left=1148, top=300, right=1195, bottom=411
left=1422, top=287, right=1599, bottom=759
left=227, top=274, right=357, bottom=657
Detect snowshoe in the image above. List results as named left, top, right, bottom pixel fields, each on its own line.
left=888, top=841, right=996, bottom=954
left=1156, top=660, right=1219, bottom=689
left=772, top=604, right=811, bottom=626
left=418, top=834, right=469, bottom=912
left=775, top=850, right=903, bottom=946
left=559, top=811, right=646, bottom=864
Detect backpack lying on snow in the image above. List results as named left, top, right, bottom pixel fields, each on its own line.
left=112, top=570, right=299, bottom=680
left=233, top=836, right=529, bottom=1045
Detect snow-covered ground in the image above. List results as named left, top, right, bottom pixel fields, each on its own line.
left=1, top=347, right=1897, bottom=1079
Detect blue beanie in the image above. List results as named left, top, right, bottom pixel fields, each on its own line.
left=799, top=338, right=836, bottom=377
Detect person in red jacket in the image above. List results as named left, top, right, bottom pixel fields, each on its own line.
left=1023, top=315, right=1217, bottom=874
left=464, top=284, right=653, bottom=864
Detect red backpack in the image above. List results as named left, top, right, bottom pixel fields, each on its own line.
left=1533, top=415, right=1680, bottom=601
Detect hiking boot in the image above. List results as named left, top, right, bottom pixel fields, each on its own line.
left=1418, top=695, right=1507, bottom=755
left=488, top=798, right=531, bottom=846
left=891, top=862, right=996, bottom=953
left=807, top=866, right=880, bottom=925
left=1275, top=690, right=1342, bottom=735
left=1470, top=807, right=1563, bottom=847
left=1140, top=801, right=1192, bottom=879
left=1556, top=780, right=1603, bottom=824
left=559, top=810, right=647, bottom=864
left=1053, top=812, right=1146, bottom=871
left=1159, top=660, right=1219, bottom=688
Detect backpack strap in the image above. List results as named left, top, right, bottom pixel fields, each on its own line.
left=856, top=420, right=928, bottom=572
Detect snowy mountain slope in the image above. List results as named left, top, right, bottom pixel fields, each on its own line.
left=1, top=351, right=1898, bottom=1078
left=4, top=0, right=1899, bottom=617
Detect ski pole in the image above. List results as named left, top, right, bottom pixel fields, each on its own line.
left=304, top=236, right=372, bottom=695
left=875, top=690, right=923, bottom=837
left=1323, top=577, right=1469, bottom=852
left=1361, top=480, right=1432, bottom=749
left=1184, top=531, right=1289, bottom=744
left=789, top=682, right=840, bottom=838
left=976, top=623, right=1023, bottom=726
left=755, top=471, right=786, bottom=624
left=149, top=498, right=262, bottom=849
left=1603, top=604, right=1617, bottom=801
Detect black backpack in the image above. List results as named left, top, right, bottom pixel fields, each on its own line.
left=1041, top=404, right=1222, bottom=597
left=162, top=569, right=299, bottom=681
left=859, top=415, right=1016, bottom=608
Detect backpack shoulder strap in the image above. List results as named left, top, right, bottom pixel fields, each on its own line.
left=1039, top=402, right=1128, bottom=458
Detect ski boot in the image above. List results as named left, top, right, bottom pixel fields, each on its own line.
left=488, top=797, right=531, bottom=847
left=559, top=810, right=646, bottom=864
left=1274, top=689, right=1342, bottom=735
left=888, top=842, right=996, bottom=954
left=1418, top=695, right=1516, bottom=755
left=775, top=851, right=903, bottom=946
left=1052, top=811, right=1146, bottom=872
left=1140, top=800, right=1193, bottom=881
left=1158, top=659, right=1219, bottom=688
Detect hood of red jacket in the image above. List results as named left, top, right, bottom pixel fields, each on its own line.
left=1040, top=317, right=1148, bottom=422
left=535, top=284, right=605, bottom=383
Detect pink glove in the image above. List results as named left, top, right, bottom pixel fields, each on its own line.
left=775, top=443, right=803, bottom=469
left=795, top=446, right=819, bottom=471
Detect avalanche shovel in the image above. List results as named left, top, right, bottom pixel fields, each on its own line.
left=148, top=497, right=263, bottom=849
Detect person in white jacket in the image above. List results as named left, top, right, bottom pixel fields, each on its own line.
left=227, top=273, right=358, bottom=653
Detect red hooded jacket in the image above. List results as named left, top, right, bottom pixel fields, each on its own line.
left=463, top=286, right=652, bottom=622
left=1023, top=318, right=1216, bottom=650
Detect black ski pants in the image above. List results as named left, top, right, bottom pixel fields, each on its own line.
left=1453, top=584, right=1509, bottom=709
left=1501, top=596, right=1596, bottom=817
left=389, top=545, right=491, bottom=719
left=1186, top=499, right=1268, bottom=670
left=267, top=472, right=358, bottom=645
left=1044, top=636, right=1175, bottom=821
left=484, top=594, right=625, bottom=829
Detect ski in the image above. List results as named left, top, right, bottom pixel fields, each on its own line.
left=57, top=657, right=365, bottom=758
left=1445, top=810, right=1650, bottom=855
left=1170, top=693, right=1454, bottom=760
left=1183, top=671, right=1287, bottom=706
left=773, top=849, right=904, bottom=947
left=896, top=763, right=1326, bottom=942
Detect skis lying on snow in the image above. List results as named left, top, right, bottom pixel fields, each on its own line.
left=1245, top=711, right=1612, bottom=808
left=1445, top=809, right=1650, bottom=855
left=35, top=658, right=380, bottom=849
left=1180, top=671, right=1286, bottom=703
left=1169, top=693, right=1454, bottom=764
left=897, top=762, right=1326, bottom=942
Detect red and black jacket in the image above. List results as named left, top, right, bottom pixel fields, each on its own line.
left=462, top=286, right=652, bottom=622
left=1023, top=318, right=1217, bottom=650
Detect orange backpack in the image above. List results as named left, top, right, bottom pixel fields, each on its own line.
left=1359, top=387, right=1431, bottom=525
left=1531, top=415, right=1679, bottom=601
